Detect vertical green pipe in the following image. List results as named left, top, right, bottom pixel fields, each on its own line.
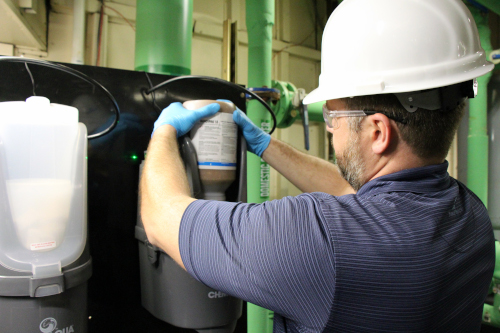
left=467, top=6, right=492, bottom=207
left=246, top=0, right=274, bottom=202
left=135, top=0, right=193, bottom=75
left=246, top=1, right=274, bottom=332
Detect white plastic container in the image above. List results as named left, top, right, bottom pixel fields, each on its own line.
left=7, top=178, right=72, bottom=251
left=0, top=97, right=87, bottom=277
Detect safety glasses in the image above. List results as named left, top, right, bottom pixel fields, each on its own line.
left=322, top=104, right=407, bottom=129
left=322, top=104, right=370, bottom=129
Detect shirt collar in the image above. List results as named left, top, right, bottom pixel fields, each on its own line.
left=356, top=161, right=451, bottom=197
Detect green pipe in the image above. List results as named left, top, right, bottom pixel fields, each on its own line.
left=245, top=0, right=273, bottom=211
left=246, top=0, right=275, bottom=332
left=474, top=0, right=500, bottom=16
left=308, top=100, right=326, bottom=122
left=467, top=5, right=492, bottom=207
left=134, top=0, right=192, bottom=75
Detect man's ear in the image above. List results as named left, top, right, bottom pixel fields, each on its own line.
left=367, top=114, right=392, bottom=155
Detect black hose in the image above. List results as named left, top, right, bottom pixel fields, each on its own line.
left=146, top=75, right=277, bottom=135
left=0, top=56, right=121, bottom=140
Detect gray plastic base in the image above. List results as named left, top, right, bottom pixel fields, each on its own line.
left=196, top=321, right=238, bottom=333
left=137, top=232, right=242, bottom=332
left=0, top=282, right=88, bottom=332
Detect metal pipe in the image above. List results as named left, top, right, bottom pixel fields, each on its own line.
left=246, top=0, right=275, bottom=332
left=71, top=0, right=85, bottom=64
left=467, top=5, right=492, bottom=207
left=134, top=0, right=193, bottom=75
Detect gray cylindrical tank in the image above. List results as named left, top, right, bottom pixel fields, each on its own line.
left=0, top=255, right=91, bottom=333
left=488, top=74, right=500, bottom=239
left=136, top=134, right=244, bottom=332
left=136, top=227, right=241, bottom=332
left=0, top=284, right=87, bottom=332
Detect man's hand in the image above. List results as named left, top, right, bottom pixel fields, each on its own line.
left=153, top=102, right=220, bottom=137
left=233, top=109, right=271, bottom=157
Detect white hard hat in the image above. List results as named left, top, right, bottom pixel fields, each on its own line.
left=303, top=0, right=494, bottom=105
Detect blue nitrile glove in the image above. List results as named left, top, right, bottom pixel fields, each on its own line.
left=152, top=102, right=220, bottom=137
left=233, top=109, right=271, bottom=157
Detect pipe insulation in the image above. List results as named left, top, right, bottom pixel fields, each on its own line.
left=135, top=0, right=193, bottom=75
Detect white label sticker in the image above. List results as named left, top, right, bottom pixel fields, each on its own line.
left=31, top=241, right=56, bottom=251
left=191, top=112, right=238, bottom=170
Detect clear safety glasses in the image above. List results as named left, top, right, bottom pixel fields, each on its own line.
left=322, top=104, right=371, bottom=129
left=322, top=104, right=407, bottom=129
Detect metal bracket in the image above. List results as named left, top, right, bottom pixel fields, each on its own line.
left=246, top=87, right=281, bottom=100
left=292, top=88, right=307, bottom=108
left=294, top=88, right=310, bottom=151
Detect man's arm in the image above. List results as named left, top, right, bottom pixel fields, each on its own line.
left=233, top=110, right=354, bottom=196
left=140, top=125, right=194, bottom=269
left=140, top=102, right=220, bottom=269
left=262, top=137, right=355, bottom=196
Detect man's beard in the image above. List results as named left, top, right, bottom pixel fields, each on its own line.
left=336, top=130, right=367, bottom=191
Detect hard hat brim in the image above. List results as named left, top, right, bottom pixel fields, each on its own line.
left=303, top=86, right=331, bottom=105
left=305, top=0, right=496, bottom=105
left=303, top=61, right=495, bottom=105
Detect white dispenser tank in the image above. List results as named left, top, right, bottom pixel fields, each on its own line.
left=0, top=96, right=91, bottom=333
left=0, top=96, right=87, bottom=276
left=8, top=178, right=72, bottom=251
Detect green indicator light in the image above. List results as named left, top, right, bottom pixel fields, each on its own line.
left=131, top=155, right=138, bottom=160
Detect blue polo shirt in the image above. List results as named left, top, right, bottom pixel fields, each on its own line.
left=179, top=162, right=495, bottom=332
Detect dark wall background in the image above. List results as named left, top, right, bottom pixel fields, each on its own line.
left=0, top=61, right=247, bottom=333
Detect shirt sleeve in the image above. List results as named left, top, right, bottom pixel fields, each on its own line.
left=179, top=194, right=336, bottom=330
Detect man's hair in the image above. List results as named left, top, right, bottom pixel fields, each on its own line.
left=340, top=93, right=466, bottom=160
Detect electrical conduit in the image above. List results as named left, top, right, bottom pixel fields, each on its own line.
left=246, top=0, right=275, bottom=332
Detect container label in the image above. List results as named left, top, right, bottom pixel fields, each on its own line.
left=208, top=290, right=228, bottom=298
left=260, top=120, right=271, bottom=199
left=31, top=241, right=56, bottom=251
left=191, top=112, right=238, bottom=170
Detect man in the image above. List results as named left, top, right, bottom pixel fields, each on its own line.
left=140, top=0, right=495, bottom=331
